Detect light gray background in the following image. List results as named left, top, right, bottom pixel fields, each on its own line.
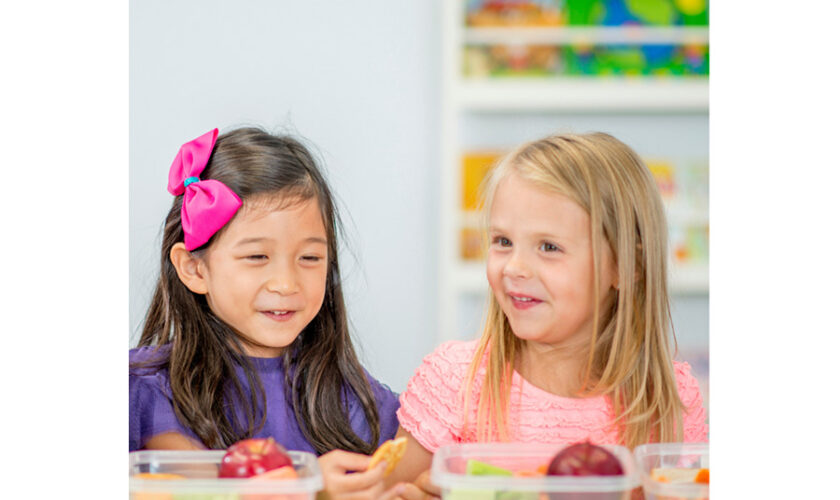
left=130, top=0, right=708, bottom=392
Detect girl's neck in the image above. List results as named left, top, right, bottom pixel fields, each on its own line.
left=228, top=336, right=286, bottom=359
left=515, top=338, right=590, bottom=398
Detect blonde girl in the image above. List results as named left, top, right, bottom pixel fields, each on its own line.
left=388, top=132, right=707, bottom=497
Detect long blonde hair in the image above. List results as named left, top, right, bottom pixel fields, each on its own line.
left=463, top=132, right=683, bottom=449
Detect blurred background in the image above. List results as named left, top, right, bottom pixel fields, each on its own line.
left=130, top=0, right=709, bottom=412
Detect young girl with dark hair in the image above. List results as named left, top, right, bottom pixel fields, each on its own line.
left=130, top=127, right=402, bottom=498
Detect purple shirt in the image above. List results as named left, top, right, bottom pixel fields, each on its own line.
left=129, top=345, right=400, bottom=453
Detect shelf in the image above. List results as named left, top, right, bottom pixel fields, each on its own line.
left=668, top=262, right=709, bottom=294
left=663, top=203, right=709, bottom=226
left=452, top=260, right=708, bottom=296
left=463, top=26, right=709, bottom=46
left=455, top=78, right=708, bottom=112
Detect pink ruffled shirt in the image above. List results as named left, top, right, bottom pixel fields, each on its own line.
left=398, top=340, right=708, bottom=452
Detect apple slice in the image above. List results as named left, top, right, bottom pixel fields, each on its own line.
left=465, top=459, right=513, bottom=476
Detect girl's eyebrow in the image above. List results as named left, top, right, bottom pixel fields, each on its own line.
left=234, top=236, right=328, bottom=247
left=234, top=237, right=268, bottom=247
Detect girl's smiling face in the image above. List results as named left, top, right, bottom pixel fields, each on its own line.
left=193, top=196, right=328, bottom=357
left=486, top=173, right=616, bottom=349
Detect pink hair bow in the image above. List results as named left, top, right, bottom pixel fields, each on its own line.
left=167, top=128, right=242, bottom=250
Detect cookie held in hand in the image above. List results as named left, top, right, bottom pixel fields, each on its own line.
left=367, top=437, right=408, bottom=476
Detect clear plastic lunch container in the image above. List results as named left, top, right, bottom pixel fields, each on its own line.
left=129, top=449, right=322, bottom=500
left=431, top=442, right=641, bottom=500
left=633, top=443, right=709, bottom=500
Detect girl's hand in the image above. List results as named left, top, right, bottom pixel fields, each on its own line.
left=396, top=470, right=441, bottom=500
left=317, top=449, right=405, bottom=500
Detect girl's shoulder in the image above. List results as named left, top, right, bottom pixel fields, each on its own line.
left=671, top=359, right=699, bottom=383
left=427, top=339, right=480, bottom=362
left=671, top=359, right=704, bottom=405
left=417, top=339, right=481, bottom=375
left=129, top=344, right=171, bottom=378
left=671, top=359, right=708, bottom=441
left=404, top=339, right=481, bottom=400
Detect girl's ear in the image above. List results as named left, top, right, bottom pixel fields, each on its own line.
left=170, top=243, right=208, bottom=294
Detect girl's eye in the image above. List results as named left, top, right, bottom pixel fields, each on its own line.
left=539, top=242, right=560, bottom=252
left=246, top=255, right=268, bottom=261
left=301, top=255, right=323, bottom=262
left=492, top=236, right=512, bottom=247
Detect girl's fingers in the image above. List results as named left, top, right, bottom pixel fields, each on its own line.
left=396, top=482, right=438, bottom=500
left=378, top=483, right=406, bottom=500
left=319, top=449, right=373, bottom=473
left=328, top=460, right=388, bottom=493
left=413, top=470, right=442, bottom=497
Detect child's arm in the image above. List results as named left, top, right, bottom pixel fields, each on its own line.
left=143, top=431, right=205, bottom=450
left=383, top=426, right=435, bottom=490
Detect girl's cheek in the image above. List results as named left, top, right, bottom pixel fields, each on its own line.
left=485, top=259, right=503, bottom=290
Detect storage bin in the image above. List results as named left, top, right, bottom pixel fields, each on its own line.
left=633, top=442, right=708, bottom=500
left=431, top=442, right=641, bottom=500
left=129, top=449, right=322, bottom=500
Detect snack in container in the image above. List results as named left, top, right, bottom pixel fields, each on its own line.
left=633, top=442, right=709, bottom=500
left=431, top=442, right=641, bottom=500
left=129, top=449, right=322, bottom=500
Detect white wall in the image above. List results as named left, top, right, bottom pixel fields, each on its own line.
left=130, top=0, right=708, bottom=393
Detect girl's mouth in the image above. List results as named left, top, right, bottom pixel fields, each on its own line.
left=509, top=294, right=543, bottom=310
left=261, top=310, right=295, bottom=322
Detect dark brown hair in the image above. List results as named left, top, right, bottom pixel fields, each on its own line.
left=134, top=127, right=381, bottom=454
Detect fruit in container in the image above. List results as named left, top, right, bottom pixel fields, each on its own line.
left=651, top=467, right=709, bottom=484
left=465, top=459, right=513, bottom=476
left=250, top=465, right=298, bottom=480
left=218, top=437, right=293, bottom=478
left=546, top=441, right=624, bottom=477
left=133, top=473, right=187, bottom=480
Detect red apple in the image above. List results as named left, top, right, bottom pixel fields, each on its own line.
left=547, top=441, right=624, bottom=477
left=218, top=437, right=293, bottom=478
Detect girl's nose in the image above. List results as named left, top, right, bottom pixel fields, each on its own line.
left=266, top=267, right=298, bottom=295
left=502, top=250, right=532, bottom=280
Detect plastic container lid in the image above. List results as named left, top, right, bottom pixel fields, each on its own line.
left=634, top=442, right=709, bottom=500
left=432, top=442, right=640, bottom=495
left=129, top=449, right=322, bottom=497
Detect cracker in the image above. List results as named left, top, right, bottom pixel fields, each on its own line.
left=367, top=437, right=407, bottom=476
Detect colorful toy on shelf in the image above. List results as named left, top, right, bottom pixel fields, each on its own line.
left=462, top=151, right=503, bottom=210
left=461, top=227, right=485, bottom=261
left=465, top=0, right=562, bottom=27
left=461, top=0, right=709, bottom=78
left=464, top=45, right=560, bottom=77
left=565, top=0, right=605, bottom=25
left=461, top=151, right=503, bottom=261
left=675, top=0, right=709, bottom=25
left=624, top=0, right=678, bottom=25
left=467, top=43, right=709, bottom=77
left=647, top=160, right=676, bottom=200
left=670, top=223, right=709, bottom=264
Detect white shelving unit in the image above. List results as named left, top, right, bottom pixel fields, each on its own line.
left=438, top=1, right=709, bottom=345
left=456, top=79, right=708, bottom=112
